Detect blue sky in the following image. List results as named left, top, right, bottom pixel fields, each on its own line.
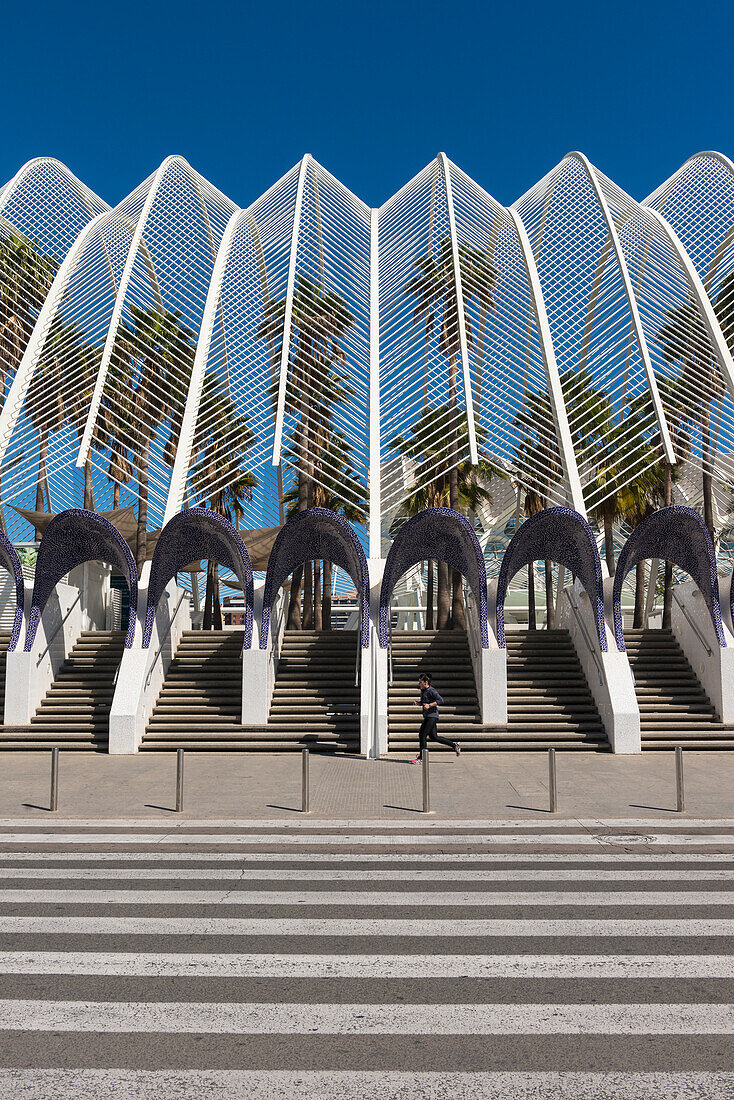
left=2, top=0, right=731, bottom=210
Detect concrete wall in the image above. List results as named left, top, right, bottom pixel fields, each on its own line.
left=558, top=578, right=640, bottom=753
left=672, top=575, right=734, bottom=723
left=108, top=564, right=191, bottom=753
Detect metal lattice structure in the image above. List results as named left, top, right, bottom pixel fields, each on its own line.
left=0, top=149, right=733, bottom=566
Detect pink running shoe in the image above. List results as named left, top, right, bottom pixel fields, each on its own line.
left=455, top=743, right=461, bottom=757
left=410, top=756, right=421, bottom=765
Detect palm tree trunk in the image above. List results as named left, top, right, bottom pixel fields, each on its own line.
left=426, top=560, right=435, bottom=630
left=314, top=560, right=322, bottom=631
left=322, top=560, right=332, bottom=630
left=35, top=430, right=48, bottom=540
left=437, top=560, right=450, bottom=629
left=528, top=562, right=536, bottom=630
left=604, top=503, right=615, bottom=575
left=303, top=560, right=314, bottom=630
left=83, top=462, right=96, bottom=511
left=545, top=561, right=555, bottom=629
left=136, top=444, right=150, bottom=575
left=212, top=562, right=223, bottom=630
left=112, top=482, right=120, bottom=510
left=287, top=566, right=303, bottom=629
left=663, top=462, right=673, bottom=629
left=203, top=561, right=214, bottom=631
left=633, top=560, right=646, bottom=628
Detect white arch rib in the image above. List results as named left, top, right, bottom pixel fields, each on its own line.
left=646, top=207, right=734, bottom=402
left=439, top=153, right=477, bottom=465
left=272, top=153, right=310, bottom=467
left=75, top=155, right=185, bottom=469
left=0, top=157, right=103, bottom=220
left=507, top=207, right=586, bottom=516
left=369, top=206, right=381, bottom=556
left=162, top=206, right=245, bottom=525
left=567, top=152, right=676, bottom=467
left=0, top=211, right=108, bottom=472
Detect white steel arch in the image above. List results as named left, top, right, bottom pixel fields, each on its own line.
left=507, top=207, right=586, bottom=515
left=567, top=152, right=677, bottom=466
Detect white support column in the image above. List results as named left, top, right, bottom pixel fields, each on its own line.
left=439, top=153, right=478, bottom=464
left=162, top=207, right=244, bottom=525
left=76, top=156, right=180, bottom=469
left=369, top=207, right=381, bottom=558
left=508, top=207, right=587, bottom=517
left=569, top=152, right=677, bottom=466
left=0, top=212, right=107, bottom=472
left=646, top=207, right=734, bottom=405
left=272, top=154, right=310, bottom=467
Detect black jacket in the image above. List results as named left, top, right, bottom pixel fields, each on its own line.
left=420, top=686, right=444, bottom=718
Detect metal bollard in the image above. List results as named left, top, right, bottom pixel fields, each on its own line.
left=422, top=749, right=430, bottom=813
left=175, top=748, right=184, bottom=813
left=548, top=748, right=557, bottom=814
left=49, top=747, right=59, bottom=812
left=302, top=748, right=310, bottom=813
left=675, top=746, right=685, bottom=813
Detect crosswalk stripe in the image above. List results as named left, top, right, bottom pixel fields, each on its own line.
left=1, top=951, right=733, bottom=978
left=0, top=887, right=730, bottom=905
left=1, top=866, right=733, bottom=881
left=0, top=831, right=733, bottom=845
left=0, top=850, right=730, bottom=862
left=1, top=817, right=733, bottom=827
left=3, top=999, right=734, bottom=1034
left=0, top=915, right=730, bottom=935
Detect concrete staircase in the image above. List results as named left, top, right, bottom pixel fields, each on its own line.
left=142, top=628, right=360, bottom=752
left=0, top=631, right=124, bottom=751
left=625, top=628, right=734, bottom=749
left=388, top=630, right=482, bottom=752
left=503, top=629, right=608, bottom=750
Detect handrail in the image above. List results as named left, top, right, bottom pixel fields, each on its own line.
left=672, top=588, right=713, bottom=657
left=35, top=591, right=82, bottom=667
left=568, top=592, right=604, bottom=684
left=144, top=591, right=188, bottom=690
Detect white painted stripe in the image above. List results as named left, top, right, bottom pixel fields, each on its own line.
left=2, top=951, right=734, bottom=979
left=0, top=888, right=728, bottom=905
left=0, top=851, right=730, bottom=863
left=0, top=832, right=733, bottom=846
left=3, top=999, right=734, bottom=1033
left=2, top=1070, right=733, bottom=1100
left=2, top=866, right=733, bottom=882
left=1, top=817, right=734, bottom=828
left=0, top=915, right=729, bottom=936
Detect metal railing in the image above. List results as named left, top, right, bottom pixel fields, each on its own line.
left=35, top=591, right=82, bottom=667
left=144, top=591, right=188, bottom=690
left=388, top=601, right=394, bottom=686
left=568, top=594, right=604, bottom=684
left=672, top=589, right=712, bottom=656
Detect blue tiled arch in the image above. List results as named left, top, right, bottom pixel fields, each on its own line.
left=24, top=509, right=138, bottom=652
left=496, top=507, right=607, bottom=650
left=144, top=508, right=254, bottom=649
left=613, top=505, right=725, bottom=651
left=261, top=508, right=369, bottom=648
left=0, top=533, right=25, bottom=652
left=378, top=507, right=488, bottom=649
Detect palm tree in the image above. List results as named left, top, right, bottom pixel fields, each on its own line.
left=109, top=305, right=196, bottom=573
left=405, top=238, right=497, bottom=630
left=189, top=374, right=257, bottom=629
left=616, top=460, right=668, bottom=626
left=393, top=406, right=504, bottom=629
left=257, top=277, right=354, bottom=628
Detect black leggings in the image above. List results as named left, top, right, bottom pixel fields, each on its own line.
left=418, top=714, right=457, bottom=756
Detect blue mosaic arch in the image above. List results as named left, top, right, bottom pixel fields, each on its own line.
left=261, top=508, right=369, bottom=648
left=496, top=506, right=607, bottom=651
left=24, top=508, right=138, bottom=652
left=0, top=533, right=25, bottom=652
left=378, top=507, right=488, bottom=649
left=613, top=505, right=725, bottom=651
left=144, top=508, right=254, bottom=648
